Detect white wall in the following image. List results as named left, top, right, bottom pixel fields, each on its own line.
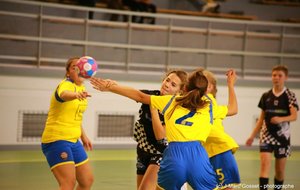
left=0, top=75, right=299, bottom=146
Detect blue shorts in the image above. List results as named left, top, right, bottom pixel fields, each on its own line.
left=158, top=141, right=217, bottom=190
left=41, top=140, right=88, bottom=170
left=210, top=150, right=240, bottom=188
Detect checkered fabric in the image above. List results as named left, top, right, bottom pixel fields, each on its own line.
left=286, top=88, right=299, bottom=109
left=260, top=124, right=281, bottom=145
left=134, top=122, right=161, bottom=154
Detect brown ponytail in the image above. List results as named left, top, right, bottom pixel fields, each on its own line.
left=167, top=69, right=209, bottom=118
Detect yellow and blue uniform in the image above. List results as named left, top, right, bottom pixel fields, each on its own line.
left=151, top=95, right=218, bottom=190
left=41, top=78, right=88, bottom=170
left=204, top=93, right=240, bottom=188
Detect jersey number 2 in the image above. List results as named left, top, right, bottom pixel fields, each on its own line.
left=175, top=111, right=195, bottom=126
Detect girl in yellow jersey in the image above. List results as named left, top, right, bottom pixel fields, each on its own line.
left=152, top=69, right=239, bottom=190
left=134, top=70, right=188, bottom=190
left=41, top=57, right=94, bottom=190
left=91, top=69, right=218, bottom=190
left=202, top=69, right=240, bottom=190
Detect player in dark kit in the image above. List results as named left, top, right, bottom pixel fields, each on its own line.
left=132, top=70, right=187, bottom=190
left=246, top=65, right=298, bottom=190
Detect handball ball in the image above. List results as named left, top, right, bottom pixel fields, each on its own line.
left=76, top=56, right=98, bottom=79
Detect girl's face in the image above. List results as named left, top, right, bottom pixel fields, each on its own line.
left=67, top=59, right=85, bottom=85
left=160, top=73, right=182, bottom=95
left=272, top=70, right=287, bottom=87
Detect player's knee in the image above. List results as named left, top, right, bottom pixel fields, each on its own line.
left=78, top=175, right=94, bottom=188
left=260, top=159, right=271, bottom=169
left=60, top=178, right=76, bottom=189
left=85, top=175, right=94, bottom=187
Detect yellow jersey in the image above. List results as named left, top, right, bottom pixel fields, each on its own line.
left=203, top=93, right=239, bottom=157
left=150, top=95, right=213, bottom=143
left=41, top=79, right=87, bottom=143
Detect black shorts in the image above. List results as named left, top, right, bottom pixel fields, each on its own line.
left=260, top=143, right=290, bottom=158
left=136, top=146, right=162, bottom=175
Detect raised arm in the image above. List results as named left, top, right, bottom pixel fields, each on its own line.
left=226, top=69, right=238, bottom=116
left=90, top=77, right=151, bottom=104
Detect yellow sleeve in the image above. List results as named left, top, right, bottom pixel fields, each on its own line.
left=150, top=95, right=175, bottom=114
left=214, top=104, right=228, bottom=119
left=207, top=94, right=228, bottom=119
left=57, top=80, right=76, bottom=96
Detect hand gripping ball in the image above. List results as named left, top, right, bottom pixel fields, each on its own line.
left=76, top=56, right=98, bottom=78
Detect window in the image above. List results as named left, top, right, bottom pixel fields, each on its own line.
left=97, top=113, right=136, bottom=142
left=18, top=111, right=47, bottom=142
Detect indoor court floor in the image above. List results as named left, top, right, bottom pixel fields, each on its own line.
left=0, top=149, right=299, bottom=190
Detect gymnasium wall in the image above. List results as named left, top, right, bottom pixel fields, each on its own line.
left=0, top=0, right=299, bottom=149
left=0, top=75, right=299, bottom=147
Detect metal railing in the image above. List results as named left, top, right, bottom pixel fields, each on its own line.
left=0, top=0, right=300, bottom=83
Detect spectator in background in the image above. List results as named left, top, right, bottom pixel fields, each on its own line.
left=106, top=0, right=157, bottom=24
left=201, top=0, right=220, bottom=13
left=137, top=0, right=157, bottom=24
left=187, top=0, right=220, bottom=13
left=122, top=0, right=141, bottom=22
left=107, top=0, right=128, bottom=21
left=78, top=0, right=96, bottom=19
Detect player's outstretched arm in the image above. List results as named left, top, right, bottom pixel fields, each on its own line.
left=90, top=77, right=151, bottom=104
left=226, top=69, right=238, bottom=116
left=60, top=91, right=91, bottom=101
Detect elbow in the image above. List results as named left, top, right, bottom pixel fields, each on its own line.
left=292, top=114, right=297, bottom=122
left=232, top=110, right=238, bottom=116
left=134, top=91, right=147, bottom=104
left=289, top=107, right=298, bottom=122
left=289, top=110, right=298, bottom=122
left=140, top=95, right=150, bottom=105
left=137, top=92, right=150, bottom=105
left=232, top=107, right=238, bottom=115
left=227, top=106, right=238, bottom=116
left=235, top=107, right=238, bottom=115
left=227, top=110, right=237, bottom=116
